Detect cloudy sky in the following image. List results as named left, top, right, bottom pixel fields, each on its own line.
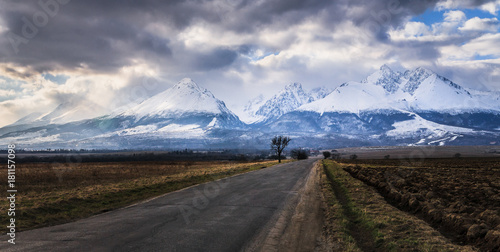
left=0, top=0, right=499, bottom=127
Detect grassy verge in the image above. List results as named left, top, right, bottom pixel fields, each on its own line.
left=321, top=160, right=475, bottom=251
left=320, top=161, right=361, bottom=251
left=322, top=160, right=384, bottom=251
left=1, top=159, right=293, bottom=231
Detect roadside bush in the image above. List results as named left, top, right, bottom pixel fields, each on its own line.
left=323, top=151, right=331, bottom=159
left=291, top=149, right=309, bottom=160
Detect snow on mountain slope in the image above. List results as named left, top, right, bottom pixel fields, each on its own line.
left=310, top=86, right=332, bottom=100
left=10, top=112, right=45, bottom=126
left=298, top=81, right=394, bottom=114
left=361, top=64, right=403, bottom=93
left=255, top=82, right=314, bottom=120
left=238, top=94, right=267, bottom=124
left=239, top=83, right=332, bottom=123
left=11, top=100, right=107, bottom=126
left=39, top=101, right=107, bottom=124
left=404, top=74, right=473, bottom=111
left=1, top=66, right=499, bottom=150
left=299, top=65, right=500, bottom=114
left=121, top=78, right=236, bottom=119
left=386, top=112, right=474, bottom=137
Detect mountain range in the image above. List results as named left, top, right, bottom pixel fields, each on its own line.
left=1, top=66, right=499, bottom=150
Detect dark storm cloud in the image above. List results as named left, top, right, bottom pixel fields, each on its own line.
left=193, top=48, right=238, bottom=71
left=0, top=0, right=497, bottom=75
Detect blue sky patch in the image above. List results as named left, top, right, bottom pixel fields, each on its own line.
left=411, top=9, right=444, bottom=26
left=42, top=73, right=70, bottom=84
left=411, top=8, right=498, bottom=26
left=474, top=54, right=497, bottom=60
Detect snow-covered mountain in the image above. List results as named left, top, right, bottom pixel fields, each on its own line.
left=11, top=100, right=106, bottom=126
left=0, top=100, right=108, bottom=138
left=99, top=78, right=244, bottom=138
left=118, top=78, right=236, bottom=120
left=299, top=65, right=500, bottom=114
left=265, top=65, right=500, bottom=146
left=243, top=83, right=331, bottom=123
left=0, top=78, right=245, bottom=149
left=255, top=82, right=314, bottom=120
left=1, top=68, right=499, bottom=150
left=310, top=87, right=332, bottom=101
left=239, top=94, right=267, bottom=124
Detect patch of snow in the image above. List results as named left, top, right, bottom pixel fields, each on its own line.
left=0, top=131, right=61, bottom=145
left=386, top=114, right=474, bottom=137
left=158, top=124, right=202, bottom=133
left=298, top=81, right=393, bottom=113
left=207, top=117, right=217, bottom=127
left=117, top=125, right=158, bottom=136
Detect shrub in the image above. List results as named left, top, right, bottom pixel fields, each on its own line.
left=291, top=149, right=309, bottom=160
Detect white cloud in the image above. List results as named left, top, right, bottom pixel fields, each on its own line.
left=439, top=33, right=500, bottom=64
left=0, top=89, right=15, bottom=97
left=459, top=17, right=500, bottom=32
left=0, top=61, right=167, bottom=127
left=437, top=0, right=500, bottom=13
left=389, top=11, right=467, bottom=42
left=462, top=33, right=500, bottom=56
left=444, top=10, right=467, bottom=22
left=480, top=0, right=500, bottom=14
left=437, top=0, right=474, bottom=10
left=390, top=11, right=499, bottom=42
left=389, top=21, right=432, bottom=40
left=432, top=10, right=466, bottom=35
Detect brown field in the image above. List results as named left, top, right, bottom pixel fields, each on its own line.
left=0, top=159, right=289, bottom=231
left=340, top=157, right=500, bottom=251
left=331, top=145, right=500, bottom=160
left=321, top=159, right=479, bottom=251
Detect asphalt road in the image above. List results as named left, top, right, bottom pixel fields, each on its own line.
left=2, top=158, right=319, bottom=252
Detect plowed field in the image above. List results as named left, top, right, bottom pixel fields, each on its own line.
left=342, top=158, right=500, bottom=251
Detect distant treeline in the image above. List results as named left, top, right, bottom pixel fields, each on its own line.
left=0, top=149, right=274, bottom=164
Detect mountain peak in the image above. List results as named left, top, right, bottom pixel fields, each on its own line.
left=412, top=67, right=435, bottom=77
left=362, top=64, right=401, bottom=93
left=379, top=64, right=393, bottom=72
left=174, top=78, right=202, bottom=90
left=120, top=78, right=234, bottom=119
left=284, top=82, right=302, bottom=90
left=255, top=82, right=314, bottom=120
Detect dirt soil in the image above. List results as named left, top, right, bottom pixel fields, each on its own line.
left=345, top=158, right=500, bottom=252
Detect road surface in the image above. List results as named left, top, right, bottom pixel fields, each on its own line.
left=2, top=158, right=321, bottom=252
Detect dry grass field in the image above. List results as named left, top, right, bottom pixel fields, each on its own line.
left=0, top=159, right=289, bottom=231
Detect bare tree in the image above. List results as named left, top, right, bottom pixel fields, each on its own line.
left=270, top=136, right=291, bottom=163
